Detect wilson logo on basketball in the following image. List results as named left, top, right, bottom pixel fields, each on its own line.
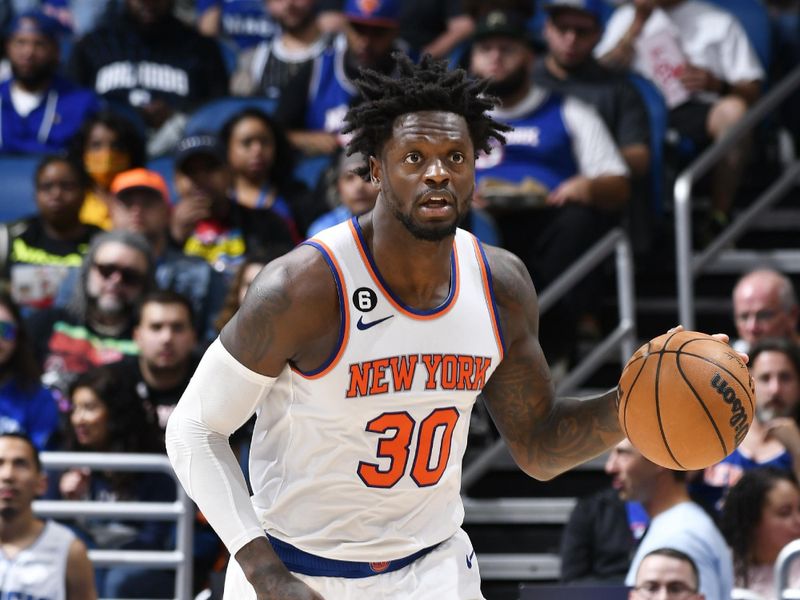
left=710, top=373, right=749, bottom=445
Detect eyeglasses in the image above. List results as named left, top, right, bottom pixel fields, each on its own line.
left=634, top=582, right=698, bottom=599
left=0, top=321, right=17, bottom=342
left=92, top=263, right=145, bottom=287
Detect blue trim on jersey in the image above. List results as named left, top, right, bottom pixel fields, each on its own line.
left=296, top=240, right=346, bottom=377
left=267, top=533, right=440, bottom=578
left=351, top=217, right=457, bottom=317
left=475, top=239, right=506, bottom=353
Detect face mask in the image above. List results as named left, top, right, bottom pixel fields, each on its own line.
left=84, top=148, right=131, bottom=188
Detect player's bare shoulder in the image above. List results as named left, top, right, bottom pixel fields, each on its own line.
left=481, top=244, right=539, bottom=341
left=220, top=244, right=341, bottom=376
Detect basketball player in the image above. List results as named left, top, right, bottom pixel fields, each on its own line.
left=0, top=433, right=96, bottom=600
left=165, top=53, right=733, bottom=599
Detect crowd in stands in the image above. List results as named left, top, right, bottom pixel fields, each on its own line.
left=0, top=0, right=796, bottom=598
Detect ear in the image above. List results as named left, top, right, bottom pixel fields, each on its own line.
left=369, top=155, right=382, bottom=186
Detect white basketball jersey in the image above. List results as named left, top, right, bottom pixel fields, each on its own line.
left=249, top=218, right=505, bottom=562
left=0, top=520, right=74, bottom=600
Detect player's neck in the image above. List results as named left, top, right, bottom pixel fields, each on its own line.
left=364, top=212, right=455, bottom=310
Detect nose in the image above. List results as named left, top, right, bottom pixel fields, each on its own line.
left=424, top=158, right=450, bottom=188
left=604, top=453, right=617, bottom=474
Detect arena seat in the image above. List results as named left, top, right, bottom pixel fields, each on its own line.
left=0, top=155, right=40, bottom=223
left=185, top=97, right=279, bottom=137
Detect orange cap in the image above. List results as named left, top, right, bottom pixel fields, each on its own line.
left=110, top=168, right=170, bottom=204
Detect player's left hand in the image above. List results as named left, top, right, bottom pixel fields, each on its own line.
left=666, top=325, right=748, bottom=365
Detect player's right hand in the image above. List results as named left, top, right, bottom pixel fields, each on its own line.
left=254, top=573, right=326, bottom=600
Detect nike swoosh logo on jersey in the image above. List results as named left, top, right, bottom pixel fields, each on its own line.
left=356, top=315, right=394, bottom=330
left=466, top=550, right=475, bottom=569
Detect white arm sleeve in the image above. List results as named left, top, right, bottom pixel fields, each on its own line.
left=166, top=338, right=277, bottom=555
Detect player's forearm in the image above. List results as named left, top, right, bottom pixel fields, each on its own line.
left=524, top=389, right=624, bottom=480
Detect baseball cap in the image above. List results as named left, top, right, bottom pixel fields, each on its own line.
left=473, top=10, right=531, bottom=44
left=344, top=0, right=400, bottom=28
left=111, top=168, right=170, bottom=203
left=174, top=134, right=226, bottom=173
left=6, top=10, right=64, bottom=41
left=543, top=0, right=606, bottom=23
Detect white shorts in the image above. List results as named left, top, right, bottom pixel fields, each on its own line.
left=223, top=528, right=485, bottom=599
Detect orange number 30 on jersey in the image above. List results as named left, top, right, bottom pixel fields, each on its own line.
left=357, top=407, right=460, bottom=488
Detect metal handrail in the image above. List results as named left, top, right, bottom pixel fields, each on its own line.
left=675, top=63, right=800, bottom=329
left=36, top=452, right=193, bottom=600
left=461, top=227, right=636, bottom=489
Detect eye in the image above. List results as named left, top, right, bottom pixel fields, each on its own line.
left=404, top=152, right=421, bottom=164
left=451, top=152, right=465, bottom=164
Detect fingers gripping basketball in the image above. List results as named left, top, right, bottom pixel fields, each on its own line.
left=618, top=331, right=755, bottom=470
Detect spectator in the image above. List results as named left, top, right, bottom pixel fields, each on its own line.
left=27, top=230, right=155, bottom=397
left=57, top=365, right=174, bottom=598
left=698, top=338, right=800, bottom=512
left=0, top=293, right=59, bottom=450
left=605, top=438, right=734, bottom=599
left=68, top=0, right=228, bottom=157
left=230, top=0, right=330, bottom=99
left=307, top=150, right=378, bottom=236
left=468, top=8, right=630, bottom=363
left=0, top=10, right=100, bottom=154
left=397, top=0, right=474, bottom=60
left=70, top=110, right=147, bottom=231
left=560, top=485, right=648, bottom=584
left=274, top=0, right=408, bottom=156
left=168, top=133, right=296, bottom=277
left=0, top=432, right=96, bottom=600
left=595, top=0, right=764, bottom=240
left=196, top=0, right=276, bottom=51
left=732, top=269, right=800, bottom=354
left=629, top=547, right=704, bottom=600
left=110, top=290, right=199, bottom=434
left=108, top=167, right=226, bottom=342
left=536, top=0, right=651, bottom=180
left=221, top=107, right=322, bottom=238
left=720, top=467, right=800, bottom=599
left=212, top=249, right=289, bottom=333
left=0, top=154, right=100, bottom=312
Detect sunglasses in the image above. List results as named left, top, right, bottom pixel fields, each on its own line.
left=0, top=321, right=17, bottom=341
left=93, top=262, right=146, bottom=286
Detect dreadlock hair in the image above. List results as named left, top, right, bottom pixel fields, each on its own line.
left=342, top=52, right=511, bottom=179
left=720, top=466, right=799, bottom=588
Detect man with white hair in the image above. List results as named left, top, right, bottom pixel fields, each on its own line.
left=731, top=268, right=800, bottom=353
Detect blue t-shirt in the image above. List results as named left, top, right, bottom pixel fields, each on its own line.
left=0, top=379, right=59, bottom=449
left=626, top=501, right=734, bottom=600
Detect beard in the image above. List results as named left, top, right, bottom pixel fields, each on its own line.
left=11, top=61, right=56, bottom=89
left=484, top=64, right=529, bottom=100
left=391, top=201, right=468, bottom=242
left=280, top=10, right=315, bottom=36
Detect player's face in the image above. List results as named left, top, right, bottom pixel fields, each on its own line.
left=733, top=280, right=797, bottom=346
left=134, top=302, right=196, bottom=371
left=0, top=437, right=45, bottom=519
left=753, top=478, right=800, bottom=564
left=70, top=387, right=110, bottom=450
left=630, top=554, right=701, bottom=600
left=87, top=242, right=149, bottom=316
left=544, top=10, right=601, bottom=69
left=604, top=440, right=660, bottom=503
left=752, top=350, right=800, bottom=420
left=0, top=305, right=18, bottom=367
left=374, top=111, right=475, bottom=242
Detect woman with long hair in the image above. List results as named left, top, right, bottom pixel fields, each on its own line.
left=720, top=467, right=800, bottom=599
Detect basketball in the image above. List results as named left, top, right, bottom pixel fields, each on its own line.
left=617, top=330, right=755, bottom=470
